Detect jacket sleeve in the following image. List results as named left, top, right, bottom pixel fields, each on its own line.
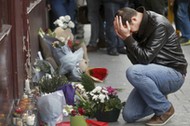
left=124, top=25, right=167, bottom=64
left=125, top=47, right=138, bottom=64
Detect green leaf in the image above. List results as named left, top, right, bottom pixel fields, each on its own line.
left=81, top=73, right=95, bottom=92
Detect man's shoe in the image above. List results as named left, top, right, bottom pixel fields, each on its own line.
left=117, top=47, right=126, bottom=54
left=107, top=50, right=119, bottom=56
left=178, top=37, right=188, bottom=44
left=87, top=45, right=97, bottom=52
left=181, top=40, right=190, bottom=46
left=178, top=37, right=190, bottom=46
left=97, top=40, right=107, bottom=48
left=146, top=105, right=175, bottom=126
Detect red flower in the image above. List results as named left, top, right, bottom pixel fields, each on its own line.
left=67, top=39, right=73, bottom=48
left=89, top=68, right=108, bottom=81
left=71, top=110, right=77, bottom=116
left=78, top=107, right=85, bottom=115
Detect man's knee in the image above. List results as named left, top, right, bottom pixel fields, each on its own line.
left=126, top=65, right=142, bottom=83
left=126, top=66, right=135, bottom=78
left=122, top=109, right=136, bottom=123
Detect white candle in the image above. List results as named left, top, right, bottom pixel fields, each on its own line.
left=25, top=79, right=31, bottom=92
left=38, top=51, right=43, bottom=60
left=26, top=114, right=35, bottom=125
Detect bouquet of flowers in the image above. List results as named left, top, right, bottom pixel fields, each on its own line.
left=86, top=68, right=108, bottom=83
left=38, top=15, right=83, bottom=51
left=72, top=84, right=122, bottom=118
left=53, top=15, right=84, bottom=50
left=38, top=73, right=68, bottom=93
left=53, top=15, right=75, bottom=30
left=63, top=97, right=88, bottom=126
left=87, top=86, right=122, bottom=112
left=63, top=105, right=86, bottom=117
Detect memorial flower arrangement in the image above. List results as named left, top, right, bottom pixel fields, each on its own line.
left=38, top=15, right=83, bottom=51
left=38, top=73, right=68, bottom=93
left=87, top=86, right=122, bottom=112
left=71, top=83, right=122, bottom=118
left=86, top=68, right=108, bottom=82
left=63, top=105, right=86, bottom=116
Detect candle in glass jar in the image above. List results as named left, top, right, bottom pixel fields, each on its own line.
left=26, top=114, right=35, bottom=125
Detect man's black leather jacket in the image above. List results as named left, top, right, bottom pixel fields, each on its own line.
left=124, top=7, right=188, bottom=75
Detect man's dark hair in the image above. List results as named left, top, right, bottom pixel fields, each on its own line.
left=115, top=7, right=137, bottom=25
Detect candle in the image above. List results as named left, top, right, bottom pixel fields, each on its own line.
left=22, top=113, right=28, bottom=123
left=23, top=93, right=28, bottom=98
left=25, top=79, right=31, bottom=93
left=38, top=51, right=43, bottom=60
left=26, top=114, right=35, bottom=125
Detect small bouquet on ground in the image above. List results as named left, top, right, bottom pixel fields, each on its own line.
left=87, top=86, right=122, bottom=122
left=73, top=83, right=96, bottom=118
left=87, top=86, right=122, bottom=112
left=63, top=105, right=88, bottom=126
left=63, top=105, right=86, bottom=117
left=71, top=83, right=122, bottom=118
left=38, top=73, right=68, bottom=93
left=86, top=68, right=108, bottom=83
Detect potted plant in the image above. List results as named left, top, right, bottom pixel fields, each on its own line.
left=87, top=86, right=122, bottom=122
left=74, top=84, right=123, bottom=122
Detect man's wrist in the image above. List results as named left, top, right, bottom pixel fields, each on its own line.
left=124, top=34, right=131, bottom=40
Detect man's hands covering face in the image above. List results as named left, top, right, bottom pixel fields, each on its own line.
left=114, top=16, right=131, bottom=40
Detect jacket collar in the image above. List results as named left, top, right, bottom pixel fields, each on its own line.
left=136, top=6, right=149, bottom=38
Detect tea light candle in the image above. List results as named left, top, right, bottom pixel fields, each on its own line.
left=26, top=114, right=35, bottom=126
left=22, top=113, right=28, bottom=123
left=23, top=93, right=28, bottom=99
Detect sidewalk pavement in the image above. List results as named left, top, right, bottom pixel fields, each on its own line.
left=84, top=25, right=190, bottom=126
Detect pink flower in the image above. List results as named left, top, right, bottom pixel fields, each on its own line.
left=106, top=86, right=117, bottom=96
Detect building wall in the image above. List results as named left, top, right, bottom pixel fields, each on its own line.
left=0, top=0, right=48, bottom=125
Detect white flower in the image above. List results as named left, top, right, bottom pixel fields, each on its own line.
left=101, top=88, right=108, bottom=94
left=63, top=109, right=69, bottom=116
left=62, top=23, right=68, bottom=29
left=74, top=83, right=84, bottom=91
left=54, top=15, right=75, bottom=30
left=54, top=19, right=63, bottom=26
left=45, top=73, right=52, bottom=79
left=68, top=21, right=75, bottom=28
left=99, top=94, right=107, bottom=103
left=64, top=15, right=71, bottom=22
left=76, top=84, right=85, bottom=92
left=64, top=105, right=74, bottom=115
left=92, top=86, right=102, bottom=93
left=59, top=16, right=66, bottom=22
left=92, top=95, right=98, bottom=101
left=89, top=92, right=94, bottom=96
left=76, top=83, right=84, bottom=90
